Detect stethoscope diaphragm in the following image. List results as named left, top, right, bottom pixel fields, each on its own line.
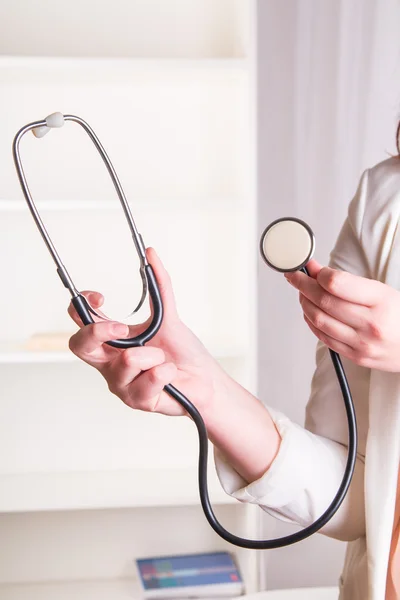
left=260, top=217, right=315, bottom=273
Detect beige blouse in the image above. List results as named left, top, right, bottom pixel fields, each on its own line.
left=386, top=470, right=400, bottom=598
left=215, top=157, right=400, bottom=599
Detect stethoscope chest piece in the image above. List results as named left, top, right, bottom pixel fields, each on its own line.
left=260, top=217, right=315, bottom=273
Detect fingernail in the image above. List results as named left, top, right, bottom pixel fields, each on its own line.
left=111, top=323, right=129, bottom=337
left=87, top=292, right=103, bottom=304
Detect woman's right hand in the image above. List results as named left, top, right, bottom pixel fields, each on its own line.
left=68, top=247, right=230, bottom=418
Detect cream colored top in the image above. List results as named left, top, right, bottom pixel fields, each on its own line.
left=215, top=157, right=400, bottom=600
left=386, top=470, right=400, bottom=598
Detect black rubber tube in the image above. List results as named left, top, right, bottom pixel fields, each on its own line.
left=163, top=344, right=356, bottom=548
left=74, top=264, right=357, bottom=548
left=72, top=264, right=163, bottom=348
left=162, top=265, right=357, bottom=548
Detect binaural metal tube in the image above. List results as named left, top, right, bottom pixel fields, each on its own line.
left=12, top=120, right=78, bottom=297
left=12, top=113, right=148, bottom=310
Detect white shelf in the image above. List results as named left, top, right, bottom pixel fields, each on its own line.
left=0, top=56, right=248, bottom=81
left=0, top=340, right=74, bottom=363
left=0, top=198, right=245, bottom=212
left=0, top=0, right=258, bottom=592
left=2, top=57, right=249, bottom=204
left=0, top=467, right=235, bottom=513
left=0, top=579, right=138, bottom=600
left=0, top=352, right=248, bottom=365
left=0, top=0, right=248, bottom=60
left=0, top=199, right=118, bottom=212
left=0, top=351, right=77, bottom=364
left=0, top=345, right=247, bottom=365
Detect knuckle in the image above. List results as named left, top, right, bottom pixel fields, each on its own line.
left=352, top=352, right=370, bottom=368
left=307, top=319, right=326, bottom=343
left=352, top=339, right=378, bottom=365
left=90, top=322, right=110, bottom=342
left=312, top=311, right=325, bottom=330
left=319, top=292, right=332, bottom=312
left=68, top=332, right=81, bottom=355
left=102, top=368, right=119, bottom=396
left=68, top=334, right=77, bottom=354
left=357, top=337, right=374, bottom=357
left=366, top=319, right=384, bottom=342
left=322, top=268, right=340, bottom=293
left=90, top=323, right=103, bottom=341
left=147, top=367, right=161, bottom=386
left=317, top=333, right=329, bottom=347
left=121, top=350, right=136, bottom=368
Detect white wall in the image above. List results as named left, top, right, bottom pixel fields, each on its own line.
left=256, top=0, right=400, bottom=590
left=0, top=2, right=259, bottom=595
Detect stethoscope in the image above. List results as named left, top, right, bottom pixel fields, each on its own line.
left=13, top=113, right=357, bottom=549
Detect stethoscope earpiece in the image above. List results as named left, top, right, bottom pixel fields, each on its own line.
left=260, top=217, right=315, bottom=273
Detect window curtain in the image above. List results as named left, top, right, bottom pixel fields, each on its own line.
left=256, top=0, right=400, bottom=590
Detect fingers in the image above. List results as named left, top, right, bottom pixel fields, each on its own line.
left=304, top=315, right=357, bottom=359
left=68, top=249, right=178, bottom=335
left=69, top=325, right=183, bottom=414
left=316, top=267, right=384, bottom=306
left=69, top=320, right=129, bottom=364
left=300, top=295, right=360, bottom=348
left=285, top=271, right=369, bottom=329
left=79, top=340, right=183, bottom=416
left=68, top=291, right=104, bottom=327
left=146, top=248, right=179, bottom=322
left=105, top=346, right=166, bottom=389
left=124, top=362, right=179, bottom=413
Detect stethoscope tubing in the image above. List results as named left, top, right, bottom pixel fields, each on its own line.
left=163, top=267, right=357, bottom=549
left=73, top=276, right=357, bottom=548
left=13, top=114, right=357, bottom=550
left=72, top=262, right=357, bottom=547
left=166, top=346, right=356, bottom=548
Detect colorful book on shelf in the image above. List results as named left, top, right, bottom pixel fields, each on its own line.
left=135, top=551, right=244, bottom=598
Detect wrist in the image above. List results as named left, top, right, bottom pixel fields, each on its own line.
left=199, top=371, right=282, bottom=484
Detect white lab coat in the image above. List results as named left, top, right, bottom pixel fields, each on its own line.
left=215, top=157, right=400, bottom=600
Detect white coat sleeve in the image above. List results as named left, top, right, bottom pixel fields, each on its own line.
left=214, top=170, right=371, bottom=542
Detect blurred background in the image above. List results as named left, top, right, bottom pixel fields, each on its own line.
left=0, top=0, right=399, bottom=598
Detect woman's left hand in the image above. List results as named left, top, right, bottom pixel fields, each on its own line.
left=285, top=259, right=400, bottom=372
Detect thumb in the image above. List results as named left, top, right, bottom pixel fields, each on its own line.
left=146, top=247, right=179, bottom=322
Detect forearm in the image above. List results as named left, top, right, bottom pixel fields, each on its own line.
left=200, top=369, right=281, bottom=484
left=200, top=364, right=365, bottom=542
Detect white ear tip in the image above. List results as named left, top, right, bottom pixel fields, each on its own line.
left=45, top=112, right=65, bottom=128
left=32, top=125, right=50, bottom=138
